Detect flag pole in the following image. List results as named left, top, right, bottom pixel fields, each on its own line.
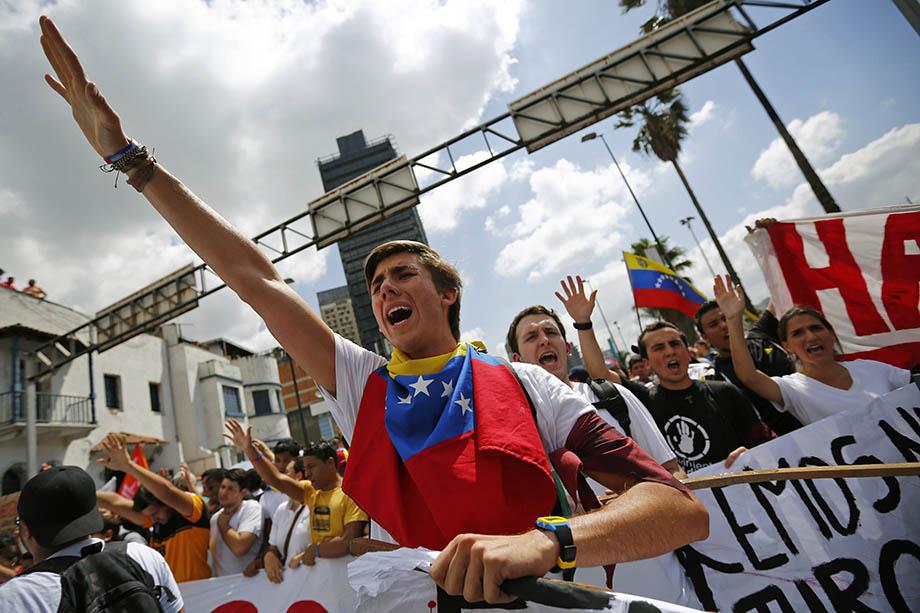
left=623, top=255, right=643, bottom=332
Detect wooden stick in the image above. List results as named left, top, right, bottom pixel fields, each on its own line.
left=681, top=461, right=920, bottom=490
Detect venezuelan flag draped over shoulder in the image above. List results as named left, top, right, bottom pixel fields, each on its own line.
left=625, top=252, right=707, bottom=318
left=343, top=342, right=557, bottom=550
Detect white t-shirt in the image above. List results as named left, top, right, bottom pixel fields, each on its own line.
left=0, top=538, right=182, bottom=613
left=572, top=382, right=675, bottom=466
left=260, top=487, right=288, bottom=522
left=269, top=499, right=312, bottom=562
left=209, top=499, right=263, bottom=576
left=772, top=359, right=911, bottom=424
left=319, top=334, right=594, bottom=542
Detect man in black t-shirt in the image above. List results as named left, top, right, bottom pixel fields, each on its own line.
left=638, top=321, right=775, bottom=473
left=695, top=301, right=803, bottom=435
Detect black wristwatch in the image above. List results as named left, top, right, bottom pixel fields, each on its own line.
left=573, top=321, right=593, bottom=330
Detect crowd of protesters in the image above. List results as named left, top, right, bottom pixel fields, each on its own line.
left=2, top=16, right=914, bottom=608
left=0, top=268, right=47, bottom=299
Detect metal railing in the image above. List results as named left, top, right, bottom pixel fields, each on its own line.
left=0, top=391, right=95, bottom=426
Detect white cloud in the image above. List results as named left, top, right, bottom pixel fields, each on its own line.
left=509, top=158, right=535, bottom=182
left=494, top=158, right=645, bottom=281
left=751, top=111, right=846, bottom=189
left=418, top=150, right=509, bottom=232
left=0, top=0, right=525, bottom=350
left=580, top=122, right=920, bottom=355
left=689, top=100, right=718, bottom=130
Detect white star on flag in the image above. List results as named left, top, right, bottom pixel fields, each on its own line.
left=441, top=379, right=454, bottom=398
left=455, top=393, right=472, bottom=414
left=409, top=376, right=433, bottom=397
left=397, top=394, right=412, bottom=405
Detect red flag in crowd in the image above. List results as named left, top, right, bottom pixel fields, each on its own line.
left=117, top=443, right=147, bottom=499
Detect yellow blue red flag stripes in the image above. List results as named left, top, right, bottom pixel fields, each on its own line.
left=624, top=252, right=708, bottom=318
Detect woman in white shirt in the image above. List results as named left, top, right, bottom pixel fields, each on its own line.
left=714, top=275, right=911, bottom=425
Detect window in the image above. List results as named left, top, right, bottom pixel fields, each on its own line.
left=318, top=412, right=335, bottom=440
left=252, top=390, right=272, bottom=416
left=149, top=383, right=161, bottom=413
left=104, top=374, right=122, bottom=410
left=222, top=385, right=243, bottom=417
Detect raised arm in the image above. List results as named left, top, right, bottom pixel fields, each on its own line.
left=555, top=275, right=618, bottom=382
left=224, top=419, right=304, bottom=501
left=38, top=16, right=336, bottom=393
left=713, top=275, right=783, bottom=404
left=98, top=433, right=196, bottom=518
left=96, top=490, right=148, bottom=527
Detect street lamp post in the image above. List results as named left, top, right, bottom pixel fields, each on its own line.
left=613, top=320, right=630, bottom=356
left=581, top=132, right=674, bottom=270
left=584, top=279, right=621, bottom=363
left=679, top=216, right=717, bottom=278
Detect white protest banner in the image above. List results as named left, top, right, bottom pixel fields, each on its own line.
left=676, top=383, right=920, bottom=612
left=179, top=550, right=703, bottom=612
left=179, top=556, right=357, bottom=612
left=744, top=204, right=920, bottom=368
left=348, top=548, right=703, bottom=613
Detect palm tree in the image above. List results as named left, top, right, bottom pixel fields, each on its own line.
left=629, top=235, right=699, bottom=338
left=619, top=0, right=840, bottom=213
left=630, top=236, right=692, bottom=275
left=617, top=88, right=758, bottom=314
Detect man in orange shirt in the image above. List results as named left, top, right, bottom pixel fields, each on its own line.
left=95, top=433, right=211, bottom=582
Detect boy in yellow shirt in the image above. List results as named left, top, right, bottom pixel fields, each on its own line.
left=225, top=420, right=367, bottom=565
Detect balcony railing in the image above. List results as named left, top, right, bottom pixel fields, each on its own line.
left=0, top=391, right=95, bottom=426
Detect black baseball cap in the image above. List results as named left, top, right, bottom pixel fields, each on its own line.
left=17, top=466, right=103, bottom=547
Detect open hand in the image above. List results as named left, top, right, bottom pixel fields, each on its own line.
left=713, top=275, right=745, bottom=321
left=555, top=275, right=596, bottom=325
left=97, top=433, right=133, bottom=473
left=39, top=16, right=131, bottom=160
left=224, top=418, right=253, bottom=453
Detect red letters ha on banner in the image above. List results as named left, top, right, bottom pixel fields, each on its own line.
left=745, top=205, right=920, bottom=369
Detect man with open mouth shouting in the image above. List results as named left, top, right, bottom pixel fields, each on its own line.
left=636, top=321, right=775, bottom=473
left=39, top=15, right=708, bottom=605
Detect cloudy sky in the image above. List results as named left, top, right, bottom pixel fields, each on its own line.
left=1, top=0, right=918, bottom=358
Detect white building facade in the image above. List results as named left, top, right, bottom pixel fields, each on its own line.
left=0, top=288, right=290, bottom=491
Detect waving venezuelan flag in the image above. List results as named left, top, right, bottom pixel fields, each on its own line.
left=624, top=252, right=708, bottom=318
left=343, top=342, right=557, bottom=549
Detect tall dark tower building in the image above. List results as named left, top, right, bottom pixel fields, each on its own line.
left=317, top=130, right=428, bottom=355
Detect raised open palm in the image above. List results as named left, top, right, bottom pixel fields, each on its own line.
left=713, top=274, right=746, bottom=320
left=39, top=16, right=130, bottom=160
left=555, top=275, right=596, bottom=323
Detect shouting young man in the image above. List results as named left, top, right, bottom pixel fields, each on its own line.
left=39, top=16, right=707, bottom=604
left=506, top=276, right=684, bottom=480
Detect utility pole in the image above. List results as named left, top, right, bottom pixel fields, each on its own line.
left=680, top=216, right=717, bottom=278
left=585, top=280, right=621, bottom=362
left=735, top=58, right=840, bottom=213
left=613, top=321, right=630, bottom=356
left=582, top=132, right=675, bottom=270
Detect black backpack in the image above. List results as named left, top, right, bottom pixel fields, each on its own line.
left=22, top=541, right=166, bottom=613
left=586, top=379, right=632, bottom=438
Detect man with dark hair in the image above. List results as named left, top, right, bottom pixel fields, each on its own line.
left=209, top=468, right=262, bottom=576
left=40, top=17, right=708, bottom=602
left=695, top=300, right=802, bottom=435
left=225, top=422, right=367, bottom=566
left=95, top=433, right=211, bottom=582
left=510, top=282, right=684, bottom=480
left=1, top=466, right=182, bottom=612
left=200, top=467, right=227, bottom=514
left=628, top=355, right=654, bottom=387
left=637, top=321, right=775, bottom=473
